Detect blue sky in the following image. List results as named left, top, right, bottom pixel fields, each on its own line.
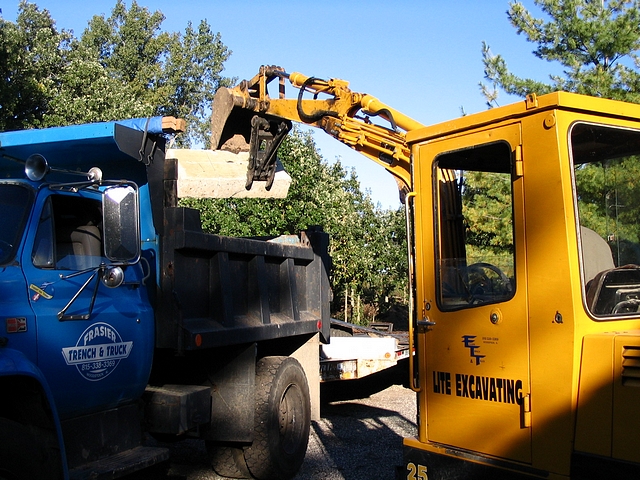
left=4, top=1, right=556, bottom=208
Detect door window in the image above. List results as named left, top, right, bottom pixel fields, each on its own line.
left=32, top=195, right=104, bottom=271
left=435, top=142, right=516, bottom=310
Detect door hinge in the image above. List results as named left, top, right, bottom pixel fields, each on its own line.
left=515, top=144, right=523, bottom=178
left=522, top=393, right=531, bottom=428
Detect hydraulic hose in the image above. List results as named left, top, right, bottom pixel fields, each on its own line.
left=296, top=76, right=341, bottom=123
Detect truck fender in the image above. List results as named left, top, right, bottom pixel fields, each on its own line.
left=0, top=347, right=69, bottom=479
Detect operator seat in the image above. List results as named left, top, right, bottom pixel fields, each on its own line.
left=57, top=225, right=102, bottom=270
left=581, top=226, right=615, bottom=284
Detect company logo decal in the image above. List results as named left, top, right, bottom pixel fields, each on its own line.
left=6, top=317, right=27, bottom=333
left=29, top=283, right=53, bottom=301
left=462, top=335, right=486, bottom=365
left=432, top=370, right=524, bottom=405
left=62, top=322, right=133, bottom=381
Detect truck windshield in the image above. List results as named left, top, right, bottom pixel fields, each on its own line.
left=572, top=123, right=640, bottom=318
left=0, top=184, right=33, bottom=265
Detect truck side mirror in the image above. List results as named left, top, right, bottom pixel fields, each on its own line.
left=103, top=184, right=141, bottom=264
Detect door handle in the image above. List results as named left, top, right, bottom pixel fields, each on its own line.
left=417, top=319, right=436, bottom=327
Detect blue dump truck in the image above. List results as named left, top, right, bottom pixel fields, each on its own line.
left=0, top=117, right=330, bottom=480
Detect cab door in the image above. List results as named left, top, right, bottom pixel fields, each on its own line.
left=22, top=191, right=154, bottom=420
left=417, top=124, right=531, bottom=462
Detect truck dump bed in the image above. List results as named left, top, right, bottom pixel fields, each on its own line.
left=155, top=206, right=330, bottom=350
left=154, top=158, right=331, bottom=352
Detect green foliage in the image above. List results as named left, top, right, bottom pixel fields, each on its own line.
left=575, top=158, right=640, bottom=243
left=1, top=0, right=232, bottom=144
left=181, top=129, right=408, bottom=323
left=462, top=171, right=514, bottom=255
left=481, top=0, right=640, bottom=105
left=0, top=1, right=69, bottom=130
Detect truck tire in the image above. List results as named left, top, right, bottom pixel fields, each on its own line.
left=209, top=443, right=251, bottom=479
left=0, top=417, right=61, bottom=480
left=243, top=356, right=310, bottom=480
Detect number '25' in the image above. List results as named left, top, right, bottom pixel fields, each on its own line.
left=407, top=462, right=428, bottom=480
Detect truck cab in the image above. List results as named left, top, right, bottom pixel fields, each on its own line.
left=0, top=117, right=330, bottom=480
left=404, top=92, right=640, bottom=479
left=0, top=121, right=163, bottom=478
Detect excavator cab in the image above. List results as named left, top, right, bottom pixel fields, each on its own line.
left=210, top=66, right=640, bottom=478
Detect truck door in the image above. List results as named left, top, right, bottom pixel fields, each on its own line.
left=418, top=124, right=531, bottom=462
left=21, top=191, right=154, bottom=420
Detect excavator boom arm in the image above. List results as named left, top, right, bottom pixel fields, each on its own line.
left=211, top=66, right=423, bottom=191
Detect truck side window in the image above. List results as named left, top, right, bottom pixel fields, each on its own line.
left=32, top=198, right=55, bottom=268
left=32, top=195, right=104, bottom=270
left=435, top=142, right=515, bottom=310
left=0, top=184, right=33, bottom=265
left=572, top=123, right=640, bottom=317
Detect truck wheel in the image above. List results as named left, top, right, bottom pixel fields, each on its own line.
left=243, top=356, right=310, bottom=480
left=0, top=418, right=61, bottom=480
left=208, top=443, right=251, bottom=479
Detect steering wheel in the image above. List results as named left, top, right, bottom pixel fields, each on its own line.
left=466, top=262, right=512, bottom=302
left=612, top=298, right=640, bottom=315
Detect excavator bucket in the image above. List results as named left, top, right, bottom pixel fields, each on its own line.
left=210, top=87, right=292, bottom=191
left=210, top=87, right=253, bottom=152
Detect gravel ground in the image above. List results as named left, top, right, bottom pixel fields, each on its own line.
left=128, top=362, right=416, bottom=480
left=296, top=382, right=416, bottom=480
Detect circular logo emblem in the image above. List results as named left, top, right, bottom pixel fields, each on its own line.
left=61, top=322, right=133, bottom=381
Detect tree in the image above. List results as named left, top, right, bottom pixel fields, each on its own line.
left=481, top=0, right=640, bottom=106
left=575, top=157, right=640, bottom=241
left=462, top=170, right=514, bottom=257
left=0, top=0, right=232, bottom=144
left=78, top=0, right=232, bottom=144
left=0, top=2, right=70, bottom=130
left=361, top=206, right=409, bottom=316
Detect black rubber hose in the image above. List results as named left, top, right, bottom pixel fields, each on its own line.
left=296, top=76, right=341, bottom=123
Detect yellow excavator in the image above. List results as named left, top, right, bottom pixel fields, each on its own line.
left=212, top=65, right=640, bottom=479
